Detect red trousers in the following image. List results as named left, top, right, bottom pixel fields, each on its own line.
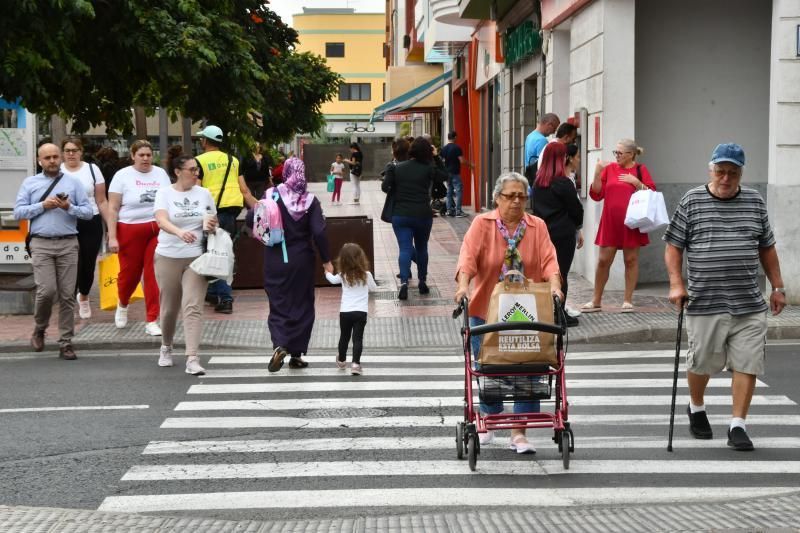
left=332, top=178, right=343, bottom=202
left=117, top=221, right=160, bottom=322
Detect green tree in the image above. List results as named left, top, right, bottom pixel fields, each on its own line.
left=0, top=0, right=341, bottom=147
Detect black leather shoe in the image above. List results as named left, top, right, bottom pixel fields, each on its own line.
left=59, top=344, right=77, bottom=360
left=214, top=300, right=233, bottom=314
left=565, top=315, right=579, bottom=328
left=687, top=405, right=713, bottom=439
left=268, top=346, right=287, bottom=373
left=31, top=332, right=45, bottom=353
left=727, top=427, right=754, bottom=451
left=288, top=357, right=309, bottom=369
left=205, top=294, right=219, bottom=306
left=418, top=281, right=430, bottom=295
left=398, top=284, right=408, bottom=300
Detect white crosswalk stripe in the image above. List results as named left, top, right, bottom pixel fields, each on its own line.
left=99, top=348, right=800, bottom=517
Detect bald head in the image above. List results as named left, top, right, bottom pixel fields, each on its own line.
left=37, top=143, right=61, bottom=176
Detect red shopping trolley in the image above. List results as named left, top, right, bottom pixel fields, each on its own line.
left=452, top=296, right=573, bottom=469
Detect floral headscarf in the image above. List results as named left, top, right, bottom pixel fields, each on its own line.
left=276, top=156, right=314, bottom=221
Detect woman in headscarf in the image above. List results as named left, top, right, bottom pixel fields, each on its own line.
left=264, top=157, right=334, bottom=372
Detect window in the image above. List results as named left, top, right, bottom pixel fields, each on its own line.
left=339, top=83, right=372, bottom=101
left=325, top=42, right=345, bottom=57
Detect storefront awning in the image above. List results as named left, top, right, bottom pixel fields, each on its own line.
left=370, top=70, right=451, bottom=122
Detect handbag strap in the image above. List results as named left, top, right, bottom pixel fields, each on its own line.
left=38, top=175, right=62, bottom=204
left=216, top=153, right=233, bottom=207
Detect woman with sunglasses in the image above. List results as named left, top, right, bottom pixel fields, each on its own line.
left=583, top=138, right=656, bottom=313
left=60, top=137, right=108, bottom=319
left=153, top=155, right=217, bottom=375
left=454, top=172, right=563, bottom=453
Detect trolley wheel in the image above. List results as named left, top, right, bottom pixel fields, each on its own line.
left=560, top=431, right=571, bottom=470
left=467, top=432, right=478, bottom=471
left=456, top=423, right=465, bottom=460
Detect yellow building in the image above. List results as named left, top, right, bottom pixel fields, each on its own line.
left=293, top=8, right=396, bottom=139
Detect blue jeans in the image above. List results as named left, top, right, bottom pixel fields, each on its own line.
left=470, top=316, right=540, bottom=415
left=391, top=216, right=433, bottom=284
left=206, top=208, right=239, bottom=303
left=446, top=174, right=463, bottom=213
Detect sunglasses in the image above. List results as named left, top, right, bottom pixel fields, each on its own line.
left=498, top=192, right=528, bottom=201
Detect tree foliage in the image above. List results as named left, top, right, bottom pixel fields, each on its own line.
left=0, top=0, right=342, bottom=147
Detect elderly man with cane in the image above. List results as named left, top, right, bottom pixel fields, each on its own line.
left=663, top=143, right=786, bottom=451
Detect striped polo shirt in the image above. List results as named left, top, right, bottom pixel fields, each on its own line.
left=663, top=185, right=774, bottom=316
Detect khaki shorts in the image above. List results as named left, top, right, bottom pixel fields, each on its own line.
left=685, top=312, right=767, bottom=376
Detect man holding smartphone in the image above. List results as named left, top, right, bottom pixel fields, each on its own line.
left=14, top=143, right=93, bottom=360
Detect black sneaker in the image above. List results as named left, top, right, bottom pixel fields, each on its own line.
left=687, top=405, right=713, bottom=439
left=418, top=281, right=430, bottom=295
left=268, top=346, right=288, bottom=373
left=727, top=427, right=754, bottom=451
left=398, top=283, right=408, bottom=300
left=565, top=315, right=579, bottom=328
left=215, top=299, right=233, bottom=314
left=455, top=211, right=468, bottom=218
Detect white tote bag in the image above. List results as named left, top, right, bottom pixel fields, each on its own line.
left=624, top=189, right=655, bottom=229
left=189, top=228, right=235, bottom=283
left=638, top=191, right=669, bottom=233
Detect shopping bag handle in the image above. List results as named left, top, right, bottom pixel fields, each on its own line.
left=502, top=269, right=528, bottom=289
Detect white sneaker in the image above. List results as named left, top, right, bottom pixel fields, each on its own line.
left=336, top=358, right=347, bottom=370
left=76, top=295, right=91, bottom=319
left=145, top=321, right=162, bottom=336
left=158, top=345, right=173, bottom=367
left=509, top=435, right=536, bottom=454
left=479, top=430, right=495, bottom=445
left=114, top=304, right=128, bottom=329
left=565, top=305, right=581, bottom=318
left=185, top=356, right=205, bottom=376
left=350, top=363, right=362, bottom=375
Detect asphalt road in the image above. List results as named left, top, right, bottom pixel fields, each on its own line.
left=0, top=342, right=798, bottom=523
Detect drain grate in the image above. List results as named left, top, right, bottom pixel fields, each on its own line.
left=373, top=287, right=442, bottom=300
left=302, top=408, right=386, bottom=419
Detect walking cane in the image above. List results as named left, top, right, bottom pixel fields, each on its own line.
left=667, top=297, right=687, bottom=452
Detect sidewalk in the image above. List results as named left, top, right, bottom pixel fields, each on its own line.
left=1, top=180, right=797, bottom=354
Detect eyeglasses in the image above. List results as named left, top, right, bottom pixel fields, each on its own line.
left=712, top=168, right=741, bottom=178
left=612, top=151, right=631, bottom=157
left=498, top=192, right=528, bottom=202
left=181, top=166, right=200, bottom=173
left=63, top=148, right=81, bottom=154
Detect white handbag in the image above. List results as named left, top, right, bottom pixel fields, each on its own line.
left=189, top=228, right=234, bottom=283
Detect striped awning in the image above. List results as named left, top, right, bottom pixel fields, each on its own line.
left=370, top=70, right=452, bottom=122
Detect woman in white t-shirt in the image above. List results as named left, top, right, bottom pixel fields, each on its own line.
left=107, top=140, right=171, bottom=336
left=60, top=137, right=107, bottom=320
left=153, top=155, right=218, bottom=375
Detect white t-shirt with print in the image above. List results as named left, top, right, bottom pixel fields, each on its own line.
left=108, top=165, right=171, bottom=224
left=61, top=162, right=104, bottom=216
left=153, top=185, right=216, bottom=259
left=330, top=162, right=345, bottom=178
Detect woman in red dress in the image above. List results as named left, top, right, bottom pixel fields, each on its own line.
left=583, top=139, right=656, bottom=313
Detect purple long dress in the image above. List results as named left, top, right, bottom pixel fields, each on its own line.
left=263, top=197, right=330, bottom=356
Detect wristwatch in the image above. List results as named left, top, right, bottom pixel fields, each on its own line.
left=773, top=287, right=786, bottom=295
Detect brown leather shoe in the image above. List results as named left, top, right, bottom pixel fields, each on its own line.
left=59, top=344, right=77, bottom=360
left=31, top=332, right=45, bottom=352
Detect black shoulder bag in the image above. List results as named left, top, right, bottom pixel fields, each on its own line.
left=25, top=176, right=63, bottom=257
left=216, top=153, right=233, bottom=208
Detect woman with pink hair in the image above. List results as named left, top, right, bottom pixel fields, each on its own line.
left=264, top=157, right=334, bottom=372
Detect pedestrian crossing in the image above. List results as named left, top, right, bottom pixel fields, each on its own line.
left=98, top=348, right=800, bottom=518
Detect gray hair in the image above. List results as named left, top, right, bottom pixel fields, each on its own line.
left=617, top=138, right=644, bottom=157
left=493, top=172, right=529, bottom=202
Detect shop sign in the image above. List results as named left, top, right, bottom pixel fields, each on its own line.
left=503, top=20, right=542, bottom=66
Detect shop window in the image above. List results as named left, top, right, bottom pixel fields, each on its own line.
left=326, top=43, right=345, bottom=58
left=339, top=83, right=372, bottom=101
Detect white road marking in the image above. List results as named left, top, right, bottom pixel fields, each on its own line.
left=142, top=436, right=800, bottom=455
left=98, top=486, right=800, bottom=512
left=0, top=405, right=149, bottom=413
left=209, top=355, right=461, bottom=365
left=173, top=394, right=792, bottom=411
left=120, top=459, right=800, bottom=481
left=186, top=380, right=768, bottom=394
left=161, top=413, right=800, bottom=429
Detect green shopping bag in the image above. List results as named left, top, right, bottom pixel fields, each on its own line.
left=326, top=174, right=336, bottom=192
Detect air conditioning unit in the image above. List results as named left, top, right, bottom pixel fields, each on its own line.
left=403, top=34, right=411, bottom=49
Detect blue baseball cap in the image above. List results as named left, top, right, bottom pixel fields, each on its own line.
left=710, top=143, right=745, bottom=167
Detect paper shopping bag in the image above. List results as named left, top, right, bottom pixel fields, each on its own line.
left=479, top=274, right=557, bottom=366
left=624, top=189, right=655, bottom=229
left=638, top=191, right=669, bottom=233
left=98, top=254, right=144, bottom=311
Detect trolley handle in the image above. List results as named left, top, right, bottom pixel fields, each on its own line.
left=452, top=297, right=469, bottom=321
left=470, top=321, right=564, bottom=336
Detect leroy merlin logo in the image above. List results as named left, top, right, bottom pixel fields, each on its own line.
left=502, top=302, right=536, bottom=323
